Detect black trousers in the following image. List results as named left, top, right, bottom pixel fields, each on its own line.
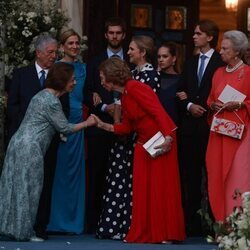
left=178, top=128, right=210, bottom=236
left=33, top=134, right=60, bottom=234
left=85, top=133, right=113, bottom=233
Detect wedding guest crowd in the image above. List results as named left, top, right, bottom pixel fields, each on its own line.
left=1, top=14, right=250, bottom=245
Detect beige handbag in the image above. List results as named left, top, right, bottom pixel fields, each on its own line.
left=210, top=108, right=245, bottom=139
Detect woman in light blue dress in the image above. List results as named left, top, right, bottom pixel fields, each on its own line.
left=0, top=63, right=95, bottom=241
left=48, top=29, right=86, bottom=234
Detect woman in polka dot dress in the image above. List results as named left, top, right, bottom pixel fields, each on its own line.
left=96, top=36, right=161, bottom=240
left=94, top=57, right=185, bottom=243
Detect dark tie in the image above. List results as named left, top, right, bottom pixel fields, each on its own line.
left=39, top=70, right=46, bottom=88
left=198, top=55, right=207, bottom=86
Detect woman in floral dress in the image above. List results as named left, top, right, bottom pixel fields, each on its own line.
left=0, top=63, right=95, bottom=241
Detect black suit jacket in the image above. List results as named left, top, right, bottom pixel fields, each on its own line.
left=178, top=51, right=225, bottom=135
left=7, top=64, right=69, bottom=140
left=84, top=50, right=129, bottom=136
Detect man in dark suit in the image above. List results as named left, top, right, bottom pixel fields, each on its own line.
left=85, top=17, right=128, bottom=233
left=7, top=33, right=68, bottom=240
left=176, top=20, right=225, bottom=236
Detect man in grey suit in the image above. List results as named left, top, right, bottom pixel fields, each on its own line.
left=177, top=19, right=225, bottom=237
left=7, top=34, right=68, bottom=240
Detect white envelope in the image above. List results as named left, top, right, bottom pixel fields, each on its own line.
left=143, top=131, right=165, bottom=158
left=218, top=84, right=246, bottom=103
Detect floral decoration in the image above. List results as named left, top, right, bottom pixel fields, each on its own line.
left=0, top=0, right=69, bottom=77
left=206, top=191, right=250, bottom=250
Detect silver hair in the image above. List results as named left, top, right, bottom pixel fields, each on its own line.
left=34, top=33, right=57, bottom=52
left=223, top=30, right=248, bottom=58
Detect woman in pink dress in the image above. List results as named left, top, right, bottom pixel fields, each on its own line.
left=92, top=57, right=185, bottom=243
left=206, top=30, right=250, bottom=222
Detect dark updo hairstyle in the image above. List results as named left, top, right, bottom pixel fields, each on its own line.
left=159, top=41, right=181, bottom=73
left=45, top=62, right=74, bottom=91
left=99, top=57, right=132, bottom=87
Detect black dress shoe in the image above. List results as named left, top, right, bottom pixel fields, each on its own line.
left=35, top=231, right=48, bottom=240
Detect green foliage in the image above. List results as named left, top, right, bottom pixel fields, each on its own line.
left=0, top=0, right=69, bottom=77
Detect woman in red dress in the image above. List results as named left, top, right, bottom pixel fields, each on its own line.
left=206, top=30, right=250, bottom=222
left=92, top=57, right=185, bottom=243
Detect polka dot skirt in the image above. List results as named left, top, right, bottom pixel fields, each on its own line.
left=96, top=137, right=134, bottom=240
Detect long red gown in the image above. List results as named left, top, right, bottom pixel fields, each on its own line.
left=206, top=65, right=250, bottom=222
left=114, top=80, right=185, bottom=243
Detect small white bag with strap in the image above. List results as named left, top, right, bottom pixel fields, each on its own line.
left=210, top=108, right=245, bottom=139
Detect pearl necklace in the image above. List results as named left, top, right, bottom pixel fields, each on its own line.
left=225, top=60, right=244, bottom=73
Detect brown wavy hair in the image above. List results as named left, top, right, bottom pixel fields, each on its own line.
left=99, top=57, right=132, bottom=86
left=45, top=62, right=74, bottom=91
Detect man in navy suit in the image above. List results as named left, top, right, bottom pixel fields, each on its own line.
left=85, top=17, right=128, bottom=233
left=7, top=34, right=68, bottom=240
left=176, top=20, right=225, bottom=236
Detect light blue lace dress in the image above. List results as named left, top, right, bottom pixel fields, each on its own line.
left=0, top=89, right=75, bottom=241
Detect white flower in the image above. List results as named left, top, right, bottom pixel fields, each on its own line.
left=237, top=237, right=248, bottom=250
left=43, top=16, right=51, bottom=24
left=27, top=12, right=37, bottom=18
left=49, top=27, right=56, bottom=34
left=80, top=44, right=88, bottom=51
left=82, top=35, right=88, bottom=41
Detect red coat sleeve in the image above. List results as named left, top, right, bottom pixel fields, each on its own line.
left=114, top=80, right=176, bottom=136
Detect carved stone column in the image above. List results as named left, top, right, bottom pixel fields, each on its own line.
left=0, top=25, right=5, bottom=172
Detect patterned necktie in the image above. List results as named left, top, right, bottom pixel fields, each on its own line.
left=198, top=55, right=207, bottom=86
left=39, top=70, right=46, bottom=88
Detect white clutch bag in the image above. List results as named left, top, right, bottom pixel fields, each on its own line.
left=143, top=131, right=165, bottom=158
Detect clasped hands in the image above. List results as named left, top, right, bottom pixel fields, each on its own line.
left=90, top=114, right=106, bottom=129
